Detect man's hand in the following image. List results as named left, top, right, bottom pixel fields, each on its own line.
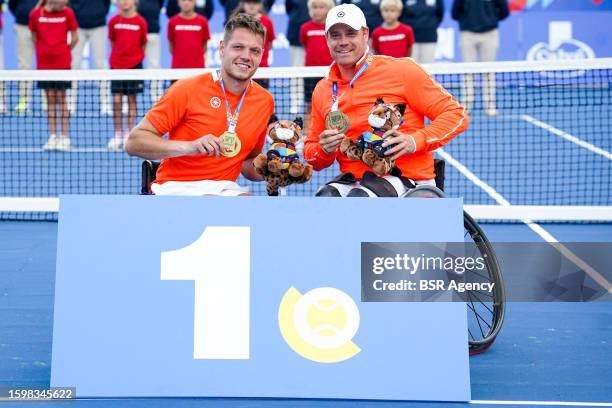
left=319, top=129, right=344, bottom=154
left=190, top=134, right=223, bottom=159
left=382, top=129, right=417, bottom=160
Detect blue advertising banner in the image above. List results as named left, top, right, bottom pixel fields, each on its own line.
left=51, top=195, right=469, bottom=400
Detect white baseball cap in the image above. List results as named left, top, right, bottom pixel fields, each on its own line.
left=325, top=4, right=368, bottom=33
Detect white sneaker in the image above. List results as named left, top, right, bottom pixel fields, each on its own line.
left=43, top=134, right=58, bottom=150
left=55, top=137, right=72, bottom=152
left=486, top=108, right=498, bottom=117
left=107, top=135, right=124, bottom=151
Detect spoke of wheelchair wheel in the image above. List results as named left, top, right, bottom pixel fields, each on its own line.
left=468, top=328, right=475, bottom=341
left=465, top=297, right=491, bottom=327
left=467, top=292, right=487, bottom=338
left=466, top=267, right=490, bottom=281
left=471, top=287, right=494, bottom=298
left=470, top=290, right=495, bottom=316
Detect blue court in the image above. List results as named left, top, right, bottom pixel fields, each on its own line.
left=1, top=220, right=611, bottom=407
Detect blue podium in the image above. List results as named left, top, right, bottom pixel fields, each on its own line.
left=51, top=196, right=470, bottom=401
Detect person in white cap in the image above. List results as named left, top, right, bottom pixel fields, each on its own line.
left=304, top=3, right=469, bottom=197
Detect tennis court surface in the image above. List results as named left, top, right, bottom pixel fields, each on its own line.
left=0, top=59, right=611, bottom=406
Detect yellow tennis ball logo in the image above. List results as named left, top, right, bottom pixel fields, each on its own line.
left=278, top=287, right=361, bottom=363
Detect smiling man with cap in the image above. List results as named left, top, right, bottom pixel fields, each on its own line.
left=304, top=3, right=469, bottom=197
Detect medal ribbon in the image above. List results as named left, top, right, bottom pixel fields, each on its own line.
left=219, top=73, right=248, bottom=133
left=331, top=54, right=373, bottom=112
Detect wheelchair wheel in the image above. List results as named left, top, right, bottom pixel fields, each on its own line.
left=401, top=186, right=505, bottom=354
left=464, top=210, right=505, bottom=355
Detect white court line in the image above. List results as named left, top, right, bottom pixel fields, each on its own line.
left=1, top=398, right=610, bottom=405
left=437, top=148, right=612, bottom=294
left=472, top=400, right=612, bottom=407
left=521, top=114, right=612, bottom=161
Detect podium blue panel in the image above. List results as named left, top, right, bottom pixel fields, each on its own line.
left=51, top=196, right=469, bottom=401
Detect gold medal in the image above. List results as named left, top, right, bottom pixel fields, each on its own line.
left=325, top=110, right=350, bottom=134
left=220, top=131, right=241, bottom=157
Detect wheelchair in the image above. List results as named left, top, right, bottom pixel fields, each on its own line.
left=404, top=160, right=505, bottom=355
left=140, top=159, right=505, bottom=354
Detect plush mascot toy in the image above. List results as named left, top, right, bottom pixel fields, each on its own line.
left=253, top=116, right=313, bottom=196
left=340, top=98, right=406, bottom=176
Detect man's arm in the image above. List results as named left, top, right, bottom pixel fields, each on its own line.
left=69, top=30, right=78, bottom=49
left=126, top=117, right=223, bottom=160
left=240, top=148, right=264, bottom=181
left=383, top=60, right=468, bottom=159
left=203, top=0, right=214, bottom=20
left=451, top=0, right=463, bottom=21
left=8, top=0, right=16, bottom=16
left=303, top=87, right=341, bottom=170
left=436, top=0, right=444, bottom=24
left=495, top=0, right=510, bottom=21
left=166, top=0, right=178, bottom=18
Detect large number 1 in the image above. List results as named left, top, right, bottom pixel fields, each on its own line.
left=160, top=227, right=250, bottom=359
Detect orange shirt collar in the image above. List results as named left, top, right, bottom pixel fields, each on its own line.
left=326, top=48, right=371, bottom=82
left=212, top=70, right=254, bottom=90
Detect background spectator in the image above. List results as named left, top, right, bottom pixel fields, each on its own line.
left=107, top=0, right=147, bottom=150
left=168, top=0, right=210, bottom=68
left=341, top=0, right=382, bottom=35
left=166, top=0, right=213, bottom=20
left=300, top=0, right=333, bottom=113
left=137, top=0, right=163, bottom=101
left=220, top=0, right=272, bottom=23
left=30, top=0, right=78, bottom=151
left=68, top=0, right=111, bottom=115
left=401, top=0, right=443, bottom=64
left=285, top=0, right=309, bottom=113
left=452, top=0, right=509, bottom=116
left=8, top=0, right=38, bottom=113
left=286, top=0, right=309, bottom=66
left=372, top=0, right=414, bottom=58
left=234, top=0, right=275, bottom=70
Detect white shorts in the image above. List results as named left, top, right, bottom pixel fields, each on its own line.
left=151, top=180, right=249, bottom=196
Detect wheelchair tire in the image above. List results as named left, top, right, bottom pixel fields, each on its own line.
left=464, top=210, right=506, bottom=355
left=401, top=187, right=505, bottom=354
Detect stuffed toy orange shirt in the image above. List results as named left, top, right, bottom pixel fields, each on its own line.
left=304, top=54, right=468, bottom=180
left=147, top=72, right=275, bottom=184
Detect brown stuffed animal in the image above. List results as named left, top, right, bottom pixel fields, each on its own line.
left=253, top=117, right=313, bottom=196
left=340, top=98, right=406, bottom=176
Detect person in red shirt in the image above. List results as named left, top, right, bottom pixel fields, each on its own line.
left=29, top=0, right=78, bottom=151
left=167, top=0, right=211, bottom=68
left=371, top=0, right=414, bottom=58
left=233, top=0, right=275, bottom=87
left=107, top=0, right=147, bottom=150
left=300, top=0, right=334, bottom=101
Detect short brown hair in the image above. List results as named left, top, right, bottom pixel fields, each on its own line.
left=223, top=13, right=266, bottom=44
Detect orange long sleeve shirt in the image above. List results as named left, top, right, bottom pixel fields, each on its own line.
left=304, top=53, right=468, bottom=180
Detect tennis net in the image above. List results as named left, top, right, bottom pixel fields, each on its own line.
left=0, top=59, right=610, bottom=221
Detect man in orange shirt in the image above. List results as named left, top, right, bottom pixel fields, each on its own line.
left=126, top=14, right=274, bottom=195
left=305, top=4, right=468, bottom=197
